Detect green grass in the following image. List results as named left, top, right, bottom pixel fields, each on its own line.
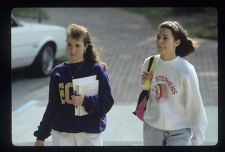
left=12, top=8, right=49, bottom=20
left=122, top=7, right=218, bottom=40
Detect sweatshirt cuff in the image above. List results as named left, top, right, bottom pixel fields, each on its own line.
left=191, top=138, right=202, bottom=145
left=191, top=127, right=206, bottom=145
left=83, top=96, right=94, bottom=114
left=34, top=130, right=50, bottom=141
left=36, top=137, right=45, bottom=141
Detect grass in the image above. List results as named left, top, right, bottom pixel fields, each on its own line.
left=12, top=8, right=49, bottom=20
left=12, top=7, right=217, bottom=40
left=122, top=7, right=218, bottom=40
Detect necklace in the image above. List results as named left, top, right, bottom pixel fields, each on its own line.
left=67, top=61, right=84, bottom=80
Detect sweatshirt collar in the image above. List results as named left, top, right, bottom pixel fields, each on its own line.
left=158, top=55, right=180, bottom=64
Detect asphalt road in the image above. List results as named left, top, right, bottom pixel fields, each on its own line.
left=12, top=68, right=50, bottom=111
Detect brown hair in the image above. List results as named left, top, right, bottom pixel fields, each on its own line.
left=158, top=21, right=198, bottom=57
left=66, top=24, right=107, bottom=69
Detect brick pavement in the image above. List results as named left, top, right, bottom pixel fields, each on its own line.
left=41, top=8, right=217, bottom=106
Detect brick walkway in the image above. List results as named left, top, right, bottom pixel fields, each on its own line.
left=42, top=8, right=217, bottom=106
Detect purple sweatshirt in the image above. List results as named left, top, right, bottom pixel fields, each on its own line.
left=34, top=61, right=114, bottom=141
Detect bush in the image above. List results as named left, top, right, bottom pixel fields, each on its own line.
left=172, top=7, right=205, bottom=14
left=12, top=8, right=49, bottom=19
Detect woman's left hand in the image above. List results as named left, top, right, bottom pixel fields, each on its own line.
left=70, top=93, right=84, bottom=106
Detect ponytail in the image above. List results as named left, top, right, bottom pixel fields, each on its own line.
left=176, top=37, right=196, bottom=57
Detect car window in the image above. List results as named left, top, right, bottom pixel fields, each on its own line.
left=11, top=18, right=18, bottom=27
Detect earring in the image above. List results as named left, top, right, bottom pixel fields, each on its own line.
left=84, top=49, right=86, bottom=54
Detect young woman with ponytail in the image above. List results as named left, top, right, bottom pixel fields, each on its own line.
left=34, top=24, right=114, bottom=146
left=140, top=21, right=208, bottom=146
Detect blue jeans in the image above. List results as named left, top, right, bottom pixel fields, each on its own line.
left=143, top=122, right=192, bottom=146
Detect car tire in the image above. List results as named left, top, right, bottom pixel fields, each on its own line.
left=32, top=43, right=55, bottom=77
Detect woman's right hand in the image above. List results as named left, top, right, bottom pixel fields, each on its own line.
left=34, top=140, right=44, bottom=146
left=141, top=71, right=153, bottom=85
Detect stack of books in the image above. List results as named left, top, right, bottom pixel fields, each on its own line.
left=72, top=75, right=99, bottom=116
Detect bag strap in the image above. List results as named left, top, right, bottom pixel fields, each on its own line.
left=147, top=56, right=155, bottom=72
left=144, top=55, right=156, bottom=90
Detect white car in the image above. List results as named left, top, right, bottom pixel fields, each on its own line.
left=11, top=15, right=67, bottom=76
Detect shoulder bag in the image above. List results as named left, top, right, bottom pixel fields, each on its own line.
left=133, top=56, right=156, bottom=121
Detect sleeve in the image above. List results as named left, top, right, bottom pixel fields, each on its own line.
left=191, top=127, right=207, bottom=145
left=184, top=65, right=208, bottom=145
left=82, top=65, right=114, bottom=116
left=33, top=71, right=61, bottom=141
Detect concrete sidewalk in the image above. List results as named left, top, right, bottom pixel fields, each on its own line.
left=12, top=100, right=217, bottom=146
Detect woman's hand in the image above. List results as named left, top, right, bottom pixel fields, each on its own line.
left=34, top=140, right=44, bottom=146
left=69, top=92, right=84, bottom=106
left=141, top=71, right=153, bottom=85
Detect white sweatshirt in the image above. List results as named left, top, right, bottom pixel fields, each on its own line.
left=142, top=54, right=208, bottom=145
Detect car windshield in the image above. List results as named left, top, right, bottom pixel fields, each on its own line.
left=11, top=14, right=22, bottom=27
